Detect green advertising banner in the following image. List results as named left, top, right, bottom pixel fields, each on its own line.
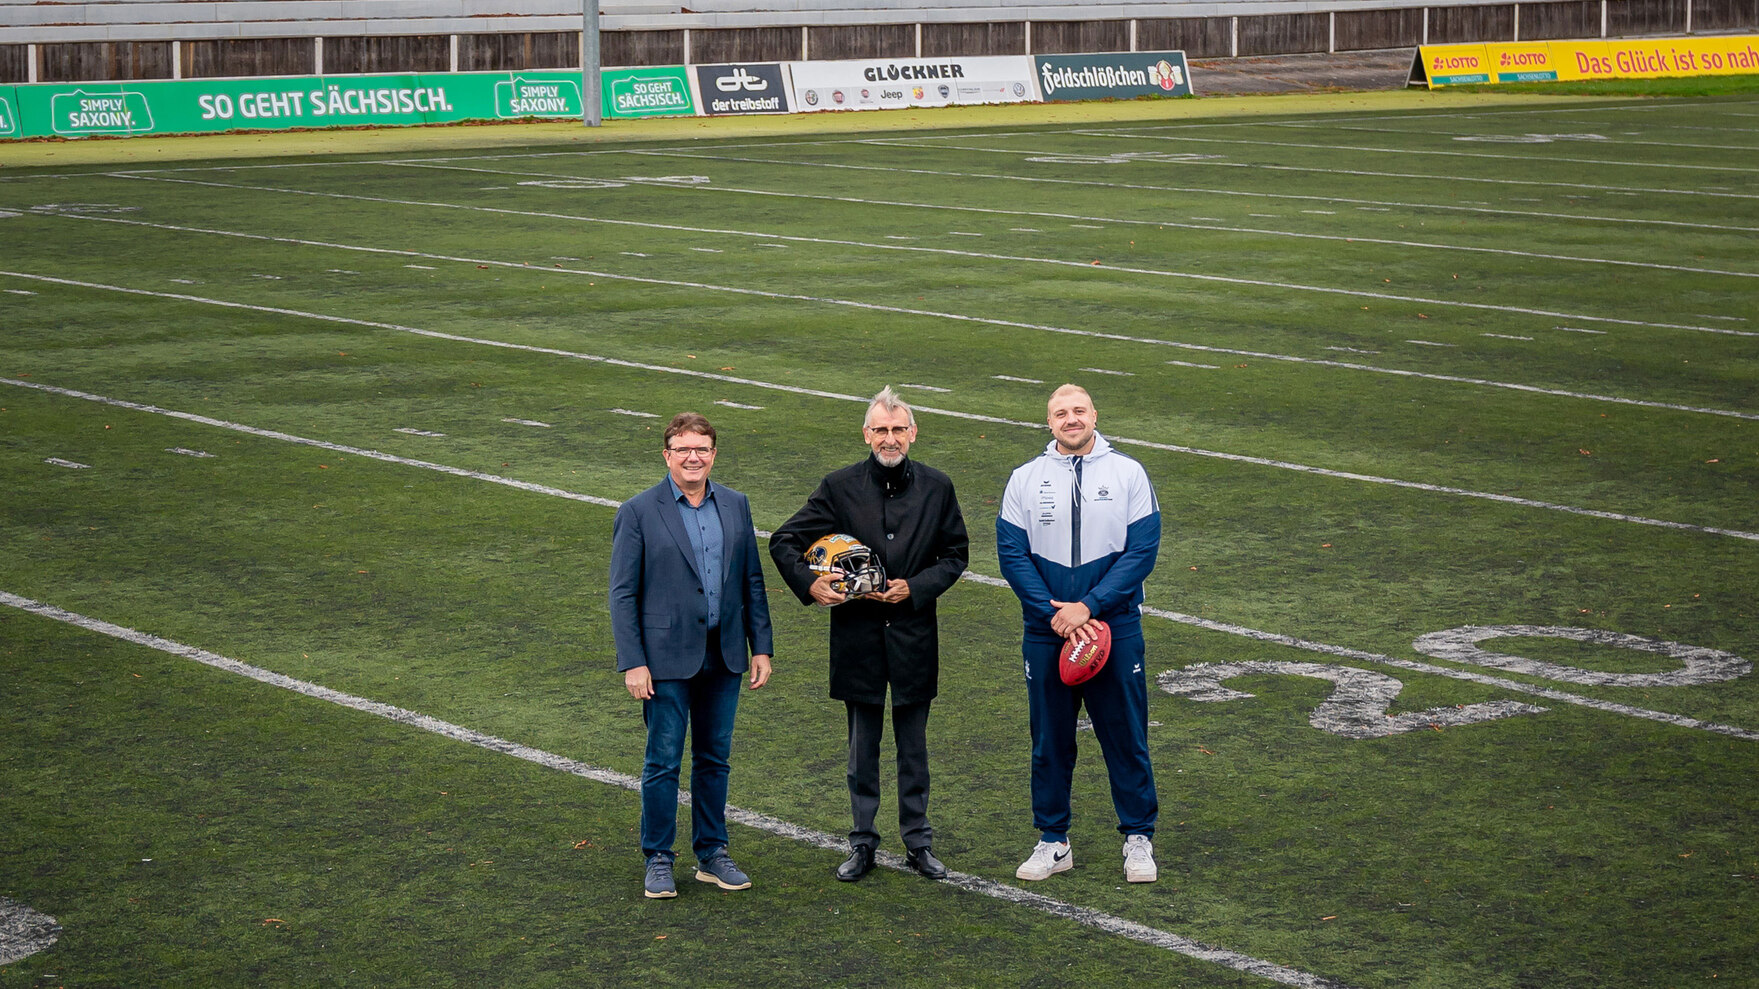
left=601, top=67, right=696, bottom=119
left=1, top=70, right=605, bottom=140
left=0, top=88, right=19, bottom=138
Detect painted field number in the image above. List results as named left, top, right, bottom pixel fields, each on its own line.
left=1159, top=625, right=1749, bottom=738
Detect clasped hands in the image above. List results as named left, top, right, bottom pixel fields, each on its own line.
left=1050, top=599, right=1099, bottom=641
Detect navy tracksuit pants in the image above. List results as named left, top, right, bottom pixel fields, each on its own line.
left=1022, top=629, right=1158, bottom=842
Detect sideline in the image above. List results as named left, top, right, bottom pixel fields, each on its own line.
left=0, top=589, right=1354, bottom=989
left=0, top=90, right=1627, bottom=171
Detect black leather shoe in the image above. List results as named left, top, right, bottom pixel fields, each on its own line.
left=905, top=846, right=948, bottom=880
left=836, top=845, right=876, bottom=882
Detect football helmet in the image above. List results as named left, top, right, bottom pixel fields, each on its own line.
left=805, top=533, right=887, bottom=597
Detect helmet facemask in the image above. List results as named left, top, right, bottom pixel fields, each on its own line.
left=805, top=535, right=888, bottom=597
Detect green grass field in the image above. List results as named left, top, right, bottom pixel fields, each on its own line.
left=3, top=84, right=1756, bottom=988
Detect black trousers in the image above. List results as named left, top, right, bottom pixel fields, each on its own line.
left=845, top=699, right=933, bottom=851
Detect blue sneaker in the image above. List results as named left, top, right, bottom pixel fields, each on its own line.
left=694, top=849, right=752, bottom=890
left=644, top=855, right=677, bottom=899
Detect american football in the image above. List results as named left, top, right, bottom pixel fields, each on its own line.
left=1058, top=620, right=1112, bottom=686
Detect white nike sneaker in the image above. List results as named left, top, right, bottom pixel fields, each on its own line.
left=1016, top=840, right=1073, bottom=880
left=1123, top=834, right=1158, bottom=883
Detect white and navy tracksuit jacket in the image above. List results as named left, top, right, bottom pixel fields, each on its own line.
left=997, top=433, right=1161, bottom=840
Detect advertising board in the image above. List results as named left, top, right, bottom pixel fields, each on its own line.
left=2, top=71, right=589, bottom=139
left=1415, top=35, right=1759, bottom=87
left=601, top=67, right=696, bottom=119
left=1033, top=52, right=1193, bottom=101
left=694, top=64, right=791, bottom=115
left=0, top=89, right=20, bottom=138
left=788, top=56, right=1034, bottom=111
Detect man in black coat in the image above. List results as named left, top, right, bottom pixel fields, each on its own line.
left=770, top=387, right=969, bottom=882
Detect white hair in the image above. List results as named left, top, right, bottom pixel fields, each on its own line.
left=865, top=386, right=915, bottom=428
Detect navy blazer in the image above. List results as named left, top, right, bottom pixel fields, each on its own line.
left=609, top=477, right=774, bottom=680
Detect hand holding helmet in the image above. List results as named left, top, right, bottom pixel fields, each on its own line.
left=805, top=534, right=888, bottom=603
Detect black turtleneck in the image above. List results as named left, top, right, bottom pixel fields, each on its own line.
left=868, top=455, right=913, bottom=497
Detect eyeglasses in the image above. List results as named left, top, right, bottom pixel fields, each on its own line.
left=865, top=426, right=912, bottom=437
left=666, top=445, right=715, bottom=458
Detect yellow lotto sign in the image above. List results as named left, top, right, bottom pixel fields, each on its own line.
left=1415, top=34, right=1759, bottom=87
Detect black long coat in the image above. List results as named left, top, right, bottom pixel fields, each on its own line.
left=769, top=456, right=968, bottom=706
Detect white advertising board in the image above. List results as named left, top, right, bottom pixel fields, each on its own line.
left=788, top=56, right=1036, bottom=112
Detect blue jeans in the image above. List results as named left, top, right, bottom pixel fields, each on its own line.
left=640, top=660, right=742, bottom=862
left=1022, top=631, right=1158, bottom=841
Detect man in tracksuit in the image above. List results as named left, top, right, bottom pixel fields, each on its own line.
left=997, top=383, right=1162, bottom=884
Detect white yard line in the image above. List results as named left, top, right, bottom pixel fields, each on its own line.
left=0, top=589, right=1353, bottom=989
left=1025, top=132, right=1759, bottom=175
left=22, top=197, right=1757, bottom=345
left=5, top=377, right=621, bottom=510
left=1132, top=605, right=1758, bottom=742
left=956, top=573, right=1759, bottom=742
left=851, top=135, right=1759, bottom=203
left=8, top=364, right=1759, bottom=549
left=631, top=148, right=1759, bottom=233
left=9, top=441, right=1753, bottom=741
left=1270, top=122, right=1759, bottom=154
left=373, top=161, right=1759, bottom=281
left=5, top=268, right=1753, bottom=425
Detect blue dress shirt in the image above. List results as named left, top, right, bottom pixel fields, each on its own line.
left=668, top=477, right=723, bottom=631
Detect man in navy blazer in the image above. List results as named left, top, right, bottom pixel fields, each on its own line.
left=610, top=412, right=774, bottom=899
